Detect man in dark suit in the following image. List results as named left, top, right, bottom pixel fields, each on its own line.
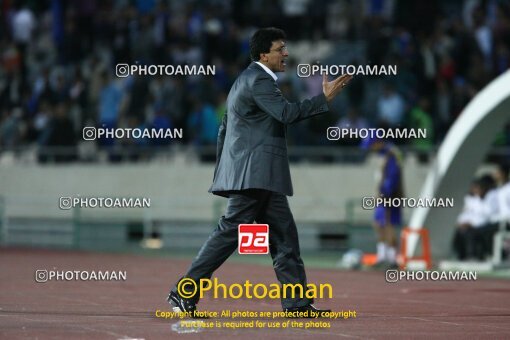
left=168, top=27, right=352, bottom=316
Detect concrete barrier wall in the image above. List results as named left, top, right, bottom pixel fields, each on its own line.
left=0, top=155, right=430, bottom=224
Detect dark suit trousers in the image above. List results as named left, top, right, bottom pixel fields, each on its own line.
left=183, top=189, right=311, bottom=309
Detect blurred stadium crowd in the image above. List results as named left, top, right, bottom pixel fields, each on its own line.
left=1, top=0, right=510, bottom=162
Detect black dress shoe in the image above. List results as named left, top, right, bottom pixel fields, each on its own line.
left=167, top=290, right=210, bottom=319
left=167, top=291, right=197, bottom=314
left=284, top=304, right=332, bottom=318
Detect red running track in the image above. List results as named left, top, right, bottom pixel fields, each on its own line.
left=1, top=248, right=510, bottom=339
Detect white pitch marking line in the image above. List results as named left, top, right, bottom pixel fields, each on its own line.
left=400, top=316, right=463, bottom=326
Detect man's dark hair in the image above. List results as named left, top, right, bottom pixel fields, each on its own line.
left=477, top=174, right=496, bottom=193
left=250, top=27, right=286, bottom=61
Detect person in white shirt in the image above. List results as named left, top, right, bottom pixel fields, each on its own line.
left=493, top=164, right=510, bottom=223
left=453, top=175, right=497, bottom=260
left=498, top=182, right=510, bottom=222
left=483, top=164, right=510, bottom=260
left=453, top=180, right=489, bottom=260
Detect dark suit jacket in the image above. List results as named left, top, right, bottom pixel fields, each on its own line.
left=209, top=62, right=330, bottom=197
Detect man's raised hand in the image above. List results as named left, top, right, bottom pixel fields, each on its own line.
left=323, top=73, right=353, bottom=102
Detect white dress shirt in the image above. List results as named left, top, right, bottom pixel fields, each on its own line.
left=497, top=182, right=510, bottom=221
left=457, top=195, right=490, bottom=228
left=255, top=62, right=278, bottom=81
